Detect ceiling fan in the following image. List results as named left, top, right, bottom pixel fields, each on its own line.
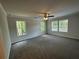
left=31, top=10, right=54, bottom=20
left=42, top=13, right=54, bottom=20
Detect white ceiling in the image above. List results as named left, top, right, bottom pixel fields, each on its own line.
left=1, top=0, right=79, bottom=17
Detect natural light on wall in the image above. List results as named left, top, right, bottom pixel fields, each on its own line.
left=16, top=21, right=26, bottom=36
left=52, top=19, right=68, bottom=32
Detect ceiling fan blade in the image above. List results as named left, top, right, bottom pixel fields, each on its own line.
left=48, top=15, right=54, bottom=17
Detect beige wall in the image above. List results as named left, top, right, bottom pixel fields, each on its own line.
left=0, top=3, right=11, bottom=59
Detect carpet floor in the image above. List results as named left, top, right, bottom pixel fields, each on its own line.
left=10, top=35, right=79, bottom=59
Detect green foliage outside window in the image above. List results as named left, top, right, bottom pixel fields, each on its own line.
left=52, top=21, right=58, bottom=31
left=52, top=19, right=68, bottom=32
left=16, top=21, right=26, bottom=36
left=59, top=20, right=68, bottom=32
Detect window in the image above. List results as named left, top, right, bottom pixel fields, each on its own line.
left=16, top=21, right=26, bottom=36
left=59, top=20, right=68, bottom=32
left=52, top=21, right=58, bottom=31
left=40, top=21, right=46, bottom=32
left=52, top=19, right=68, bottom=32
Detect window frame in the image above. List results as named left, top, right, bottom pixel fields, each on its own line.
left=51, top=20, right=58, bottom=32
left=51, top=19, right=68, bottom=32
left=16, top=21, right=27, bottom=36
left=59, top=19, right=68, bottom=32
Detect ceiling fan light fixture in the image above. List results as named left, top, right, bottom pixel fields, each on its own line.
left=43, top=13, right=48, bottom=20
left=43, top=17, right=48, bottom=20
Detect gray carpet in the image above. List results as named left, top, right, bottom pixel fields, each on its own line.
left=10, top=35, right=79, bottom=59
